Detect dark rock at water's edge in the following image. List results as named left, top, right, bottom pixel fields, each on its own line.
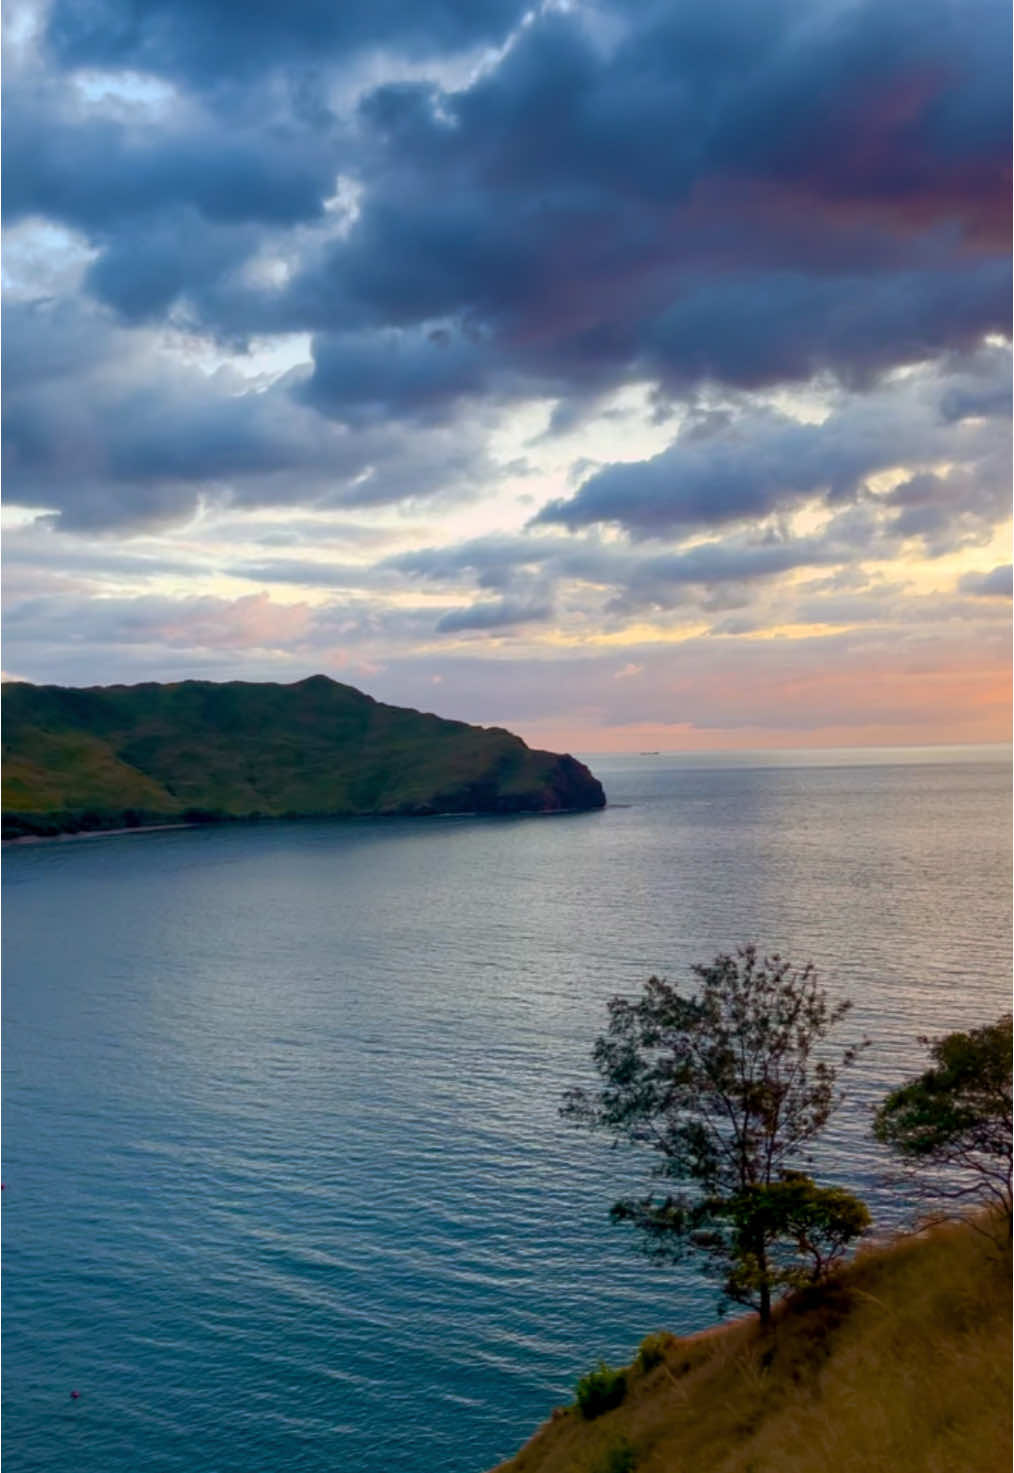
left=1, top=675, right=606, bottom=839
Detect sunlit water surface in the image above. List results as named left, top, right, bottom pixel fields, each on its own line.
left=3, top=749, right=1010, bottom=1472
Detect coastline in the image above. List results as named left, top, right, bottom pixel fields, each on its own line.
left=2, top=804, right=604, bottom=847
left=3, top=822, right=199, bottom=846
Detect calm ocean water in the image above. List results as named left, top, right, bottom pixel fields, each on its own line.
left=3, top=749, right=1011, bottom=1473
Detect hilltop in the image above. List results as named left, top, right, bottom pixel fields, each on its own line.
left=1, top=676, right=605, bottom=839
left=492, top=1216, right=1011, bottom=1473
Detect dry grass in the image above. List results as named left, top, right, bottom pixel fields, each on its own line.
left=490, top=1216, right=1011, bottom=1473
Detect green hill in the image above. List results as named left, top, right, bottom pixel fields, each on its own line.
left=1, top=675, right=606, bottom=838
left=491, top=1216, right=1011, bottom=1473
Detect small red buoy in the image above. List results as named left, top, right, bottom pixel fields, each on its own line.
left=70, top=1391, right=80, bottom=1400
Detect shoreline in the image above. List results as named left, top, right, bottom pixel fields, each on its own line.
left=3, top=822, right=199, bottom=846
left=3, top=804, right=603, bottom=847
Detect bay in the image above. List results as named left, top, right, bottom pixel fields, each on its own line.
left=3, top=748, right=1010, bottom=1473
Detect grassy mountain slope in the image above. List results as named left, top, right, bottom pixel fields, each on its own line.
left=2, top=676, right=605, bottom=837
left=492, top=1217, right=1011, bottom=1473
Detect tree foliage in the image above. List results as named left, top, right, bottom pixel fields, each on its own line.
left=873, top=1014, right=1013, bottom=1232
left=563, top=945, right=869, bottom=1324
left=574, top=1362, right=628, bottom=1420
left=715, top=1173, right=871, bottom=1306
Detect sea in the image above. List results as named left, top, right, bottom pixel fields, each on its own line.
left=3, top=748, right=1011, bottom=1473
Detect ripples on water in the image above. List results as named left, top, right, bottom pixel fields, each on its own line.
left=3, top=750, right=1011, bottom=1472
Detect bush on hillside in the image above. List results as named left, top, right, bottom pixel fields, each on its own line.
left=636, top=1332, right=673, bottom=1372
left=596, top=1436, right=638, bottom=1472
left=576, top=1362, right=628, bottom=1419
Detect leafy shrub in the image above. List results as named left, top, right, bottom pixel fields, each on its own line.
left=636, top=1332, right=672, bottom=1372
left=596, top=1436, right=638, bottom=1472
left=575, top=1361, right=628, bottom=1419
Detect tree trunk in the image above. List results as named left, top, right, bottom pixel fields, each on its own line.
left=758, top=1278, right=771, bottom=1327
left=757, top=1243, right=772, bottom=1328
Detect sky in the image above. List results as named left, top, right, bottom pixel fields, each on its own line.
left=3, top=0, right=1011, bottom=752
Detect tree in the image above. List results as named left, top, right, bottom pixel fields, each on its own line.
left=562, top=945, right=869, bottom=1326
left=873, top=1014, right=1013, bottom=1235
left=710, top=1173, right=871, bottom=1309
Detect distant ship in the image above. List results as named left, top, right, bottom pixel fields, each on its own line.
left=639, top=750, right=661, bottom=756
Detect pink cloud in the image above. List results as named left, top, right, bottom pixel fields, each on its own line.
left=158, top=593, right=313, bottom=651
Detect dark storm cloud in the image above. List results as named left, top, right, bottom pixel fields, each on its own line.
left=43, top=0, right=526, bottom=87
left=2, top=298, right=505, bottom=530
left=83, top=214, right=263, bottom=324
left=705, top=0, right=1010, bottom=240
left=638, top=264, right=1010, bottom=393
left=3, top=300, right=328, bottom=527
left=349, top=0, right=1008, bottom=238
left=285, top=0, right=1009, bottom=412
left=3, top=78, right=334, bottom=233
left=298, top=324, right=496, bottom=425
left=5, top=0, right=1010, bottom=534
left=23, top=1, right=1012, bottom=347
left=939, top=347, right=1014, bottom=422
left=2, top=72, right=339, bottom=325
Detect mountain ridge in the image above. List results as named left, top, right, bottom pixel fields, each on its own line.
left=1, top=675, right=606, bottom=838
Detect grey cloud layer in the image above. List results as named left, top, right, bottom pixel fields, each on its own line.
left=2, top=0, right=1010, bottom=730
left=43, top=0, right=525, bottom=86
left=538, top=347, right=1011, bottom=539
left=3, top=297, right=506, bottom=529
left=959, top=564, right=1013, bottom=598
left=3, top=0, right=1010, bottom=537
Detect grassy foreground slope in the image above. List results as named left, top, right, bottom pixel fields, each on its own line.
left=492, top=1218, right=1011, bottom=1473
left=2, top=675, right=605, bottom=837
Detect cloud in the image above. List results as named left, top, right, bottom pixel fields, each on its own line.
left=2, top=297, right=507, bottom=530
left=2, top=72, right=341, bottom=326
left=1, top=0, right=1011, bottom=748
left=384, top=521, right=850, bottom=633
left=363, top=622, right=1011, bottom=746
left=1, top=585, right=442, bottom=673
left=270, top=0, right=1010, bottom=417
left=43, top=0, right=525, bottom=87
left=536, top=355, right=1011, bottom=541
left=2, top=298, right=331, bottom=528
left=639, top=264, right=1009, bottom=393
left=959, top=564, right=1013, bottom=598
left=298, top=324, right=496, bottom=425
left=9, top=0, right=1007, bottom=425
left=2, top=589, right=310, bottom=658
left=4, top=572, right=1009, bottom=746
left=4, top=77, right=335, bottom=234
left=435, top=598, right=553, bottom=633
